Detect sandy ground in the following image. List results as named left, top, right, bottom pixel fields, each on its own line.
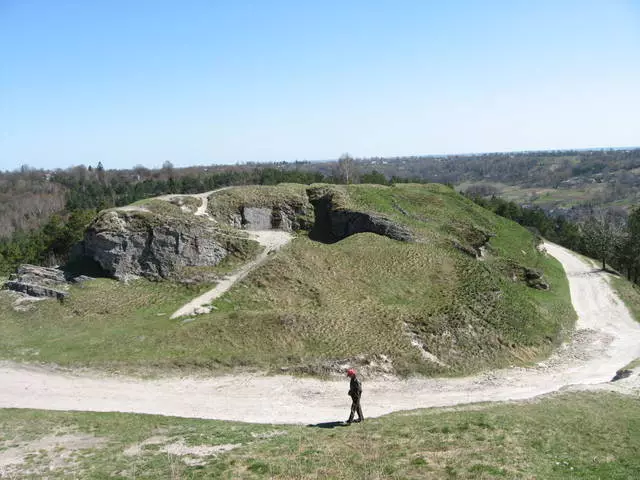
left=1, top=242, right=639, bottom=424
left=170, top=230, right=293, bottom=318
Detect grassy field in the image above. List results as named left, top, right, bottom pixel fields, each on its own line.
left=458, top=180, right=637, bottom=211
left=1, top=391, right=638, bottom=479
left=0, top=184, right=575, bottom=376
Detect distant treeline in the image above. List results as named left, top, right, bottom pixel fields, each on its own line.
left=351, top=148, right=640, bottom=188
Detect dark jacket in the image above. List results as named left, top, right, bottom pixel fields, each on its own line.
left=349, top=376, right=362, bottom=398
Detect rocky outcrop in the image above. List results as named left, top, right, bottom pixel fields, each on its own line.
left=506, top=264, right=550, bottom=290
left=307, top=186, right=415, bottom=243
left=75, top=209, right=256, bottom=281
left=2, top=264, right=82, bottom=300
left=231, top=204, right=313, bottom=231
left=207, top=186, right=315, bottom=232
left=524, top=268, right=550, bottom=290
left=243, top=207, right=273, bottom=230
left=611, top=368, right=632, bottom=382
left=449, top=224, right=494, bottom=259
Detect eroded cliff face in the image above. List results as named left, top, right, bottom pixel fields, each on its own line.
left=76, top=209, right=255, bottom=281
left=227, top=205, right=313, bottom=231
left=206, top=185, right=315, bottom=231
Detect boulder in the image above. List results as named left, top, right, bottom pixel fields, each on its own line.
left=3, top=265, right=69, bottom=300
left=4, top=281, right=67, bottom=301
left=524, top=269, right=550, bottom=290
left=76, top=209, right=254, bottom=281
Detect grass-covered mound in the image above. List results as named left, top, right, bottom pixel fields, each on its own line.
left=0, top=183, right=574, bottom=375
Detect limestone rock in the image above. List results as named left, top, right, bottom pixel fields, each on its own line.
left=76, top=209, right=250, bottom=281
left=243, top=207, right=273, bottom=230
left=3, top=265, right=69, bottom=300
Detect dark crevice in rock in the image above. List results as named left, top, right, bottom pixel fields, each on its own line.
left=307, top=188, right=415, bottom=244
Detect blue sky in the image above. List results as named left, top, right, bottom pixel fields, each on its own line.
left=1, top=1, right=639, bottom=170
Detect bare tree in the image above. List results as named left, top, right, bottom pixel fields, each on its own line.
left=338, top=153, right=357, bottom=184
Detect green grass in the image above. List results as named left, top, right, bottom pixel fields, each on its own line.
left=0, top=280, right=216, bottom=374
left=610, top=275, right=640, bottom=325
left=0, top=183, right=575, bottom=376
left=609, top=275, right=640, bottom=370
left=1, top=391, right=638, bottom=478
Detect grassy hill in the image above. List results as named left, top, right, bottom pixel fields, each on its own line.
left=0, top=183, right=574, bottom=376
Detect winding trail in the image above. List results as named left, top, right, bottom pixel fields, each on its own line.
left=1, top=243, right=639, bottom=424
left=170, top=230, right=293, bottom=319
left=156, top=186, right=231, bottom=218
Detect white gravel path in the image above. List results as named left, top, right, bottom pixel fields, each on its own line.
left=170, top=230, right=293, bottom=319
left=1, top=242, right=639, bottom=424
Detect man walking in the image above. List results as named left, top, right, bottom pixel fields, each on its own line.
left=346, top=368, right=364, bottom=424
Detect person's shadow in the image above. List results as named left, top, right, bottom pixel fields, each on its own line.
left=307, top=421, right=349, bottom=429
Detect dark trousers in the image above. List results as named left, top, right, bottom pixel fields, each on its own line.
left=348, top=395, right=364, bottom=422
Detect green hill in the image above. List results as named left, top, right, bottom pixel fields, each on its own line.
left=0, top=183, right=574, bottom=376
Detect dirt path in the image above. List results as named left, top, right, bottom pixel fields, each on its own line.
left=170, top=230, right=293, bottom=319
left=1, top=242, right=639, bottom=424
left=156, top=186, right=231, bottom=217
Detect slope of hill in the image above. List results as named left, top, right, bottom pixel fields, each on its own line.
left=0, top=183, right=574, bottom=376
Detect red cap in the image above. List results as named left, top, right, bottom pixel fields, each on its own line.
left=346, top=368, right=356, bottom=377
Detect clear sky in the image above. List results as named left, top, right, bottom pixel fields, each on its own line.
left=1, top=1, right=639, bottom=171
